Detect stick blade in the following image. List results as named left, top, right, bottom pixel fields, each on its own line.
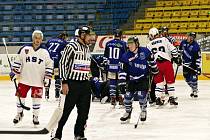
left=2, top=38, right=6, bottom=46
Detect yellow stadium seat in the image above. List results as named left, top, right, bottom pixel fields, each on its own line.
left=179, top=22, right=188, bottom=29
left=190, top=11, right=199, bottom=17
left=143, top=23, right=152, bottom=29
left=189, top=22, right=198, bottom=28
left=163, top=12, right=172, bottom=18
left=199, top=0, right=209, bottom=5
left=198, top=22, right=207, bottom=28
left=199, top=10, right=209, bottom=18
left=172, top=11, right=181, bottom=18
left=156, top=1, right=165, bottom=7
left=145, top=12, right=154, bottom=19
left=153, top=23, right=161, bottom=29
left=170, top=23, right=179, bottom=29
left=182, top=1, right=191, bottom=6
left=191, top=0, right=200, bottom=5
left=154, top=12, right=163, bottom=18
left=164, top=1, right=173, bottom=7
left=207, top=22, right=210, bottom=28
left=161, top=23, right=170, bottom=28
left=174, top=1, right=182, bottom=6
left=181, top=11, right=190, bottom=17
left=135, top=24, right=143, bottom=29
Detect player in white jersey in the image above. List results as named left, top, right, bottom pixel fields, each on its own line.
left=146, top=27, right=181, bottom=106
left=10, top=30, right=53, bottom=125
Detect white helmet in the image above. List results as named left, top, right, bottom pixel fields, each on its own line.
left=148, top=27, right=159, bottom=40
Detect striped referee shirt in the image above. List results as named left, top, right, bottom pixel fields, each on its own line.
left=59, top=39, right=91, bottom=83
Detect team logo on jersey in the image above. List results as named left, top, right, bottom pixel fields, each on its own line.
left=25, top=49, right=29, bottom=54
left=139, top=52, right=145, bottom=60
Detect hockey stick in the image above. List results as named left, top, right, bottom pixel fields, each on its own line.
left=182, top=64, right=198, bottom=74
left=0, top=94, right=66, bottom=134
left=2, top=38, right=30, bottom=111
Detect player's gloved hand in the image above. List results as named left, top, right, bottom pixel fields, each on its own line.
left=173, top=57, right=182, bottom=66
left=44, top=78, right=51, bottom=88
left=196, top=68, right=201, bottom=75
left=102, top=58, right=109, bottom=66
left=9, top=71, right=16, bottom=81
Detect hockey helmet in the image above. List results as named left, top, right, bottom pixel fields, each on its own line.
left=78, top=26, right=91, bottom=36
left=127, top=36, right=139, bottom=47
left=188, top=32, right=196, bottom=39
left=161, top=26, right=169, bottom=33
left=149, top=27, right=159, bottom=40
left=114, top=29, right=122, bottom=38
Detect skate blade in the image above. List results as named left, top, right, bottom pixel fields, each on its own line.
left=121, top=119, right=130, bottom=124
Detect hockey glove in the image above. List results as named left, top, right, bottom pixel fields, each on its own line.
left=9, top=71, right=16, bottom=81
left=44, top=78, right=51, bottom=88
left=102, top=58, right=109, bottom=67
left=173, top=57, right=182, bottom=66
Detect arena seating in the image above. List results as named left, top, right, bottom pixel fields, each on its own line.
left=0, top=0, right=140, bottom=42
left=125, top=0, right=210, bottom=34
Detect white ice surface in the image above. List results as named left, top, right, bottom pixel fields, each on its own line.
left=0, top=80, right=210, bottom=140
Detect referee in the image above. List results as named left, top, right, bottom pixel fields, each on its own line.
left=52, top=26, right=93, bottom=140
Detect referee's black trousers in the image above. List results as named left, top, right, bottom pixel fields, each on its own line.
left=55, top=80, right=91, bottom=139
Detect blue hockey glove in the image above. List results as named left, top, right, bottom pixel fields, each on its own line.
left=9, top=71, right=16, bottom=81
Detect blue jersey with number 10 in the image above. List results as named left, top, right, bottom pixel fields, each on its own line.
left=46, top=38, right=67, bottom=68
left=104, top=39, right=127, bottom=72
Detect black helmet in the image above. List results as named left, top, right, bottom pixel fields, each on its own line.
left=127, top=36, right=139, bottom=46
left=114, top=29, right=122, bottom=37
left=161, top=26, right=169, bottom=33
left=78, top=26, right=90, bottom=35
left=188, top=32, right=196, bottom=39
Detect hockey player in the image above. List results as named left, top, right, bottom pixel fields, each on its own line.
left=103, top=29, right=127, bottom=106
left=160, top=26, right=180, bottom=47
left=45, top=32, right=68, bottom=99
left=9, top=30, right=53, bottom=125
left=146, top=27, right=181, bottom=106
left=120, top=36, right=158, bottom=123
left=179, top=32, right=201, bottom=98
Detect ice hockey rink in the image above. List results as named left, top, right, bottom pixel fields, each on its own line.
left=0, top=80, right=210, bottom=140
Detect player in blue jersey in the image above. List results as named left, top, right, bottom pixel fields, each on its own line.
left=179, top=32, right=201, bottom=98
left=45, top=32, right=68, bottom=99
left=120, top=37, right=158, bottom=123
left=103, top=29, right=127, bottom=107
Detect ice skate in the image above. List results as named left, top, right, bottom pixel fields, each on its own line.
left=190, top=91, right=198, bottom=98
left=118, top=95, right=124, bottom=106
left=110, top=96, right=116, bottom=108
left=33, top=115, right=40, bottom=125
left=120, top=109, right=132, bottom=123
left=168, top=96, right=178, bottom=105
left=101, top=96, right=108, bottom=104
left=140, top=110, right=147, bottom=122
left=74, top=136, right=87, bottom=140
left=13, top=112, right=24, bottom=124
left=51, top=138, right=60, bottom=140
left=156, top=97, right=164, bottom=106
